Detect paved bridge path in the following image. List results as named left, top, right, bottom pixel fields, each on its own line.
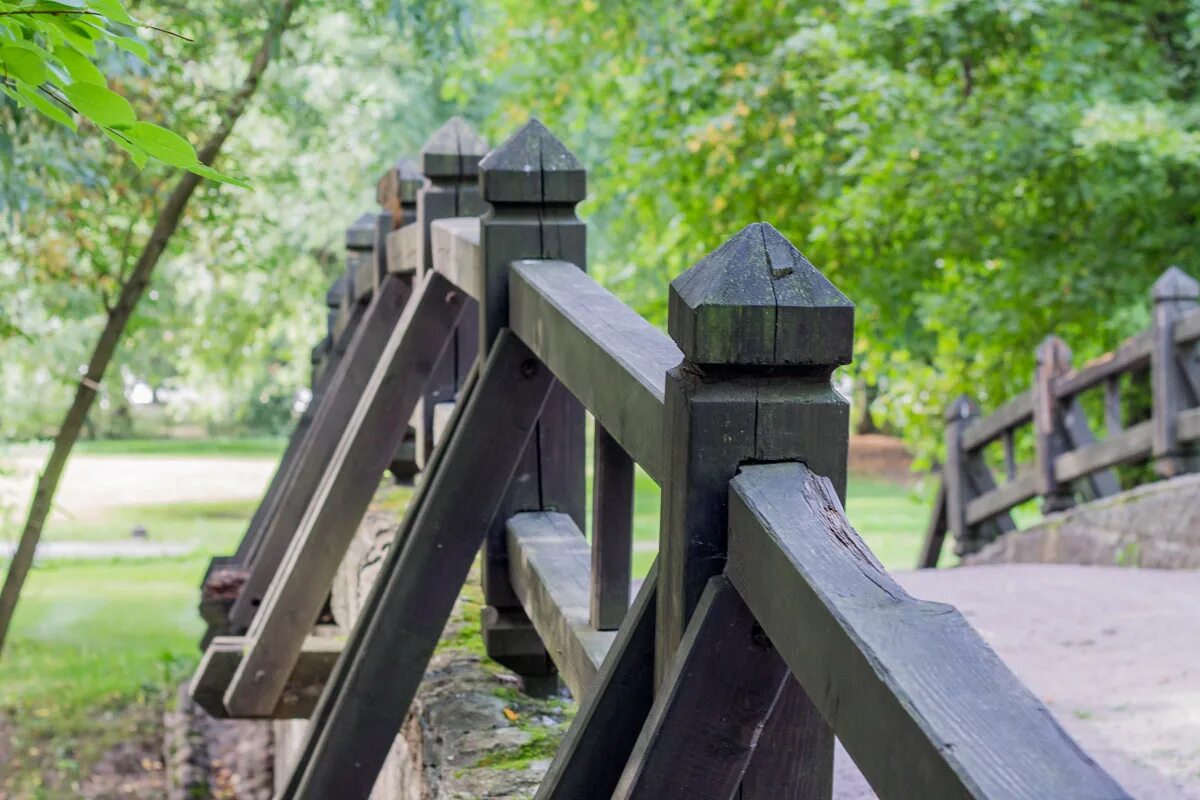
left=832, top=564, right=1200, bottom=798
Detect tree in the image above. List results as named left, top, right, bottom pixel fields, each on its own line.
left=0, top=0, right=304, bottom=653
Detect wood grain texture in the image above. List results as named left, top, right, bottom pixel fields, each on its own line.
left=223, top=272, right=465, bottom=716
left=727, top=462, right=1130, bottom=800
left=536, top=563, right=658, bottom=800
left=281, top=332, right=555, bottom=800
left=509, top=260, right=681, bottom=484
left=611, top=576, right=791, bottom=800
left=190, top=634, right=342, bottom=719
left=590, top=424, right=633, bottom=630
left=431, top=216, right=481, bottom=299
left=506, top=512, right=617, bottom=699
left=226, top=278, right=408, bottom=633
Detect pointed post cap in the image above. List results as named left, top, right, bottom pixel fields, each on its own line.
left=479, top=118, right=585, bottom=205
left=345, top=212, right=377, bottom=250
left=668, top=223, right=853, bottom=367
left=1036, top=334, right=1072, bottom=371
left=420, top=117, right=488, bottom=178
left=377, top=157, right=424, bottom=208
left=1152, top=266, right=1200, bottom=303
left=945, top=394, right=980, bottom=422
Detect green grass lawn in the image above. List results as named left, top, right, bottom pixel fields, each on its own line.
left=0, top=437, right=935, bottom=796
left=72, top=436, right=286, bottom=458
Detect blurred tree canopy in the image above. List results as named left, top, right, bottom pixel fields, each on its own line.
left=6, top=0, right=1200, bottom=463
left=436, top=0, right=1200, bottom=461
left=0, top=0, right=449, bottom=439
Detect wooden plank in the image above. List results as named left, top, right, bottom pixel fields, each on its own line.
left=1176, top=405, right=1200, bottom=443
left=917, top=479, right=948, bottom=569
left=1054, top=420, right=1152, bottom=485
left=281, top=331, right=556, bottom=800
left=386, top=222, right=420, bottom=276
left=611, top=576, right=791, bottom=799
left=965, top=472, right=1038, bottom=527
left=1105, top=376, right=1122, bottom=436
left=1053, top=330, right=1152, bottom=400
left=1060, top=397, right=1122, bottom=499
left=590, top=423, right=633, bottom=630
left=431, top=216, right=481, bottom=299
left=226, top=278, right=408, bottom=631
left=509, top=260, right=681, bottom=485
left=223, top=272, right=466, bottom=716
left=960, top=391, right=1033, bottom=452
left=536, top=564, right=658, bottom=800
left=1172, top=305, right=1200, bottom=345
left=506, top=512, right=617, bottom=699
left=190, top=634, right=343, bottom=719
left=727, top=462, right=1130, bottom=800
left=478, top=121, right=588, bottom=690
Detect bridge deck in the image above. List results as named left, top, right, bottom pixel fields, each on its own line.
left=831, top=563, right=1200, bottom=798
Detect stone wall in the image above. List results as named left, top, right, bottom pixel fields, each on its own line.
left=968, top=473, right=1200, bottom=569
left=272, top=481, right=570, bottom=799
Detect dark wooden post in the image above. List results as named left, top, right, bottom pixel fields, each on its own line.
left=1151, top=266, right=1200, bottom=478
left=590, top=424, right=633, bottom=630
left=413, top=118, right=488, bottom=467
left=943, top=395, right=976, bottom=547
left=658, top=222, right=852, bottom=796
left=376, top=158, right=425, bottom=482
left=478, top=119, right=587, bottom=693
left=1033, top=335, right=1076, bottom=513
left=348, top=212, right=379, bottom=305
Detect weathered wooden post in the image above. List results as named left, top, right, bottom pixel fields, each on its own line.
left=943, top=395, right=978, bottom=549
left=590, top=424, right=633, bottom=630
left=478, top=119, right=587, bottom=694
left=413, top=118, right=488, bottom=467
left=658, top=222, right=852, bottom=795
left=1151, top=266, right=1200, bottom=478
left=1033, top=335, right=1076, bottom=512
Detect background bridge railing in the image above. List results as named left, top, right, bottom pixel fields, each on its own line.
left=922, top=266, right=1200, bottom=566
left=190, top=116, right=1129, bottom=800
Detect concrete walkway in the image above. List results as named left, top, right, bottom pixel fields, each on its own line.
left=833, top=564, right=1200, bottom=798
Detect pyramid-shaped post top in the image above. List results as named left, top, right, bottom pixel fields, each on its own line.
left=668, top=223, right=853, bottom=368
left=377, top=157, right=424, bottom=208
left=345, top=211, right=378, bottom=250
left=1153, top=266, right=1200, bottom=302
left=420, top=116, right=488, bottom=178
left=479, top=118, right=585, bottom=206
left=945, top=394, right=980, bottom=422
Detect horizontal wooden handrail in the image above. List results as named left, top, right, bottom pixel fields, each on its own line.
left=506, top=512, right=618, bottom=699
left=728, top=461, right=1128, bottom=799
left=430, top=216, right=480, bottom=297
left=508, top=259, right=682, bottom=484
left=961, top=391, right=1033, bottom=452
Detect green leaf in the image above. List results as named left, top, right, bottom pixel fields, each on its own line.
left=188, top=163, right=251, bottom=189
left=119, top=121, right=196, bottom=167
left=63, top=80, right=133, bottom=126
left=0, top=45, right=49, bottom=84
left=103, top=127, right=146, bottom=167
left=112, top=34, right=148, bottom=61
left=4, top=81, right=76, bottom=131
left=54, top=45, right=104, bottom=84
left=88, top=0, right=137, bottom=26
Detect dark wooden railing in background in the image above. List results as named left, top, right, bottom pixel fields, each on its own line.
left=189, top=116, right=1129, bottom=800
left=922, top=267, right=1200, bottom=567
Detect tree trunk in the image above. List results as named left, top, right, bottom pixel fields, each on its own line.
left=0, top=0, right=305, bottom=653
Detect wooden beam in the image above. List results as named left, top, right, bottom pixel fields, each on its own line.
left=727, top=462, right=1129, bottom=800
left=917, top=479, right=948, bottom=568
left=590, top=424, right=633, bottom=630
left=535, top=564, right=658, bottom=800
left=960, top=391, right=1033, bottom=452
left=965, top=472, right=1038, bottom=528
left=509, top=261, right=681, bottom=484
left=431, top=217, right=481, bottom=299
left=1052, top=331, right=1152, bottom=401
left=280, top=331, right=556, bottom=800
left=190, top=634, right=343, bottom=719
left=386, top=222, right=420, bottom=276
left=506, top=512, right=616, bottom=699
left=226, top=277, right=409, bottom=632
left=611, top=576, right=792, bottom=800
left=1054, top=420, right=1152, bottom=485
left=223, top=271, right=466, bottom=716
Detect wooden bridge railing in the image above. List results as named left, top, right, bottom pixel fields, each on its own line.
left=189, top=116, right=1129, bottom=799
left=922, top=266, right=1200, bottom=566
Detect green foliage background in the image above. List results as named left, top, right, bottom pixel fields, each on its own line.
left=6, top=0, right=1200, bottom=462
